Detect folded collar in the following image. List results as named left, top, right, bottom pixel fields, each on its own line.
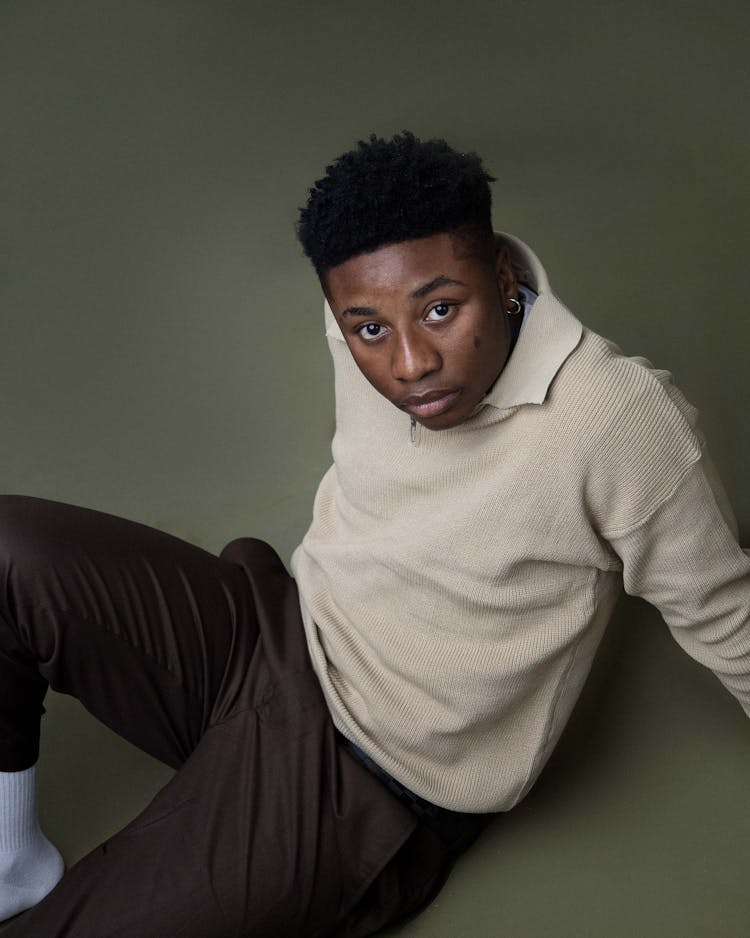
left=479, top=233, right=583, bottom=412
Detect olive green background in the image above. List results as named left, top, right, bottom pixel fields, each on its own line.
left=1, top=1, right=748, bottom=935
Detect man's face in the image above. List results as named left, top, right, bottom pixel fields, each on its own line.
left=324, top=232, right=518, bottom=430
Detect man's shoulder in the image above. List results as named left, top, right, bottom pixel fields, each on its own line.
left=547, top=327, right=704, bottom=533
left=551, top=327, right=699, bottom=435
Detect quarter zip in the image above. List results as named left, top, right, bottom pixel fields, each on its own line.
left=410, top=415, right=418, bottom=445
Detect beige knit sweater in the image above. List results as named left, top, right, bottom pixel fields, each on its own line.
left=291, top=234, right=750, bottom=813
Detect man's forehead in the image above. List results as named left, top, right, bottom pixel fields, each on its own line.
left=324, top=232, right=482, bottom=302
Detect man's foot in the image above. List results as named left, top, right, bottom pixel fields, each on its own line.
left=0, top=832, right=64, bottom=922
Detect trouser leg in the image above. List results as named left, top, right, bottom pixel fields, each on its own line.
left=0, top=494, right=259, bottom=771
left=0, top=706, right=437, bottom=938
left=0, top=519, right=421, bottom=937
left=0, top=496, right=438, bottom=936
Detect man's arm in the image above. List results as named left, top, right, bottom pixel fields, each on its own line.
left=606, top=456, right=750, bottom=716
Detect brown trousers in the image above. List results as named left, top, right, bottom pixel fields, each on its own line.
left=0, top=496, right=457, bottom=937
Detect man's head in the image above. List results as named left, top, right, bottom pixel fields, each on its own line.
left=297, top=133, right=519, bottom=431
left=297, top=131, right=496, bottom=277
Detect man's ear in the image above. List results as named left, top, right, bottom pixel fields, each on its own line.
left=495, top=246, right=518, bottom=303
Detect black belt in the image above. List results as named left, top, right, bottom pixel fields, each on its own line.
left=338, top=733, right=492, bottom=854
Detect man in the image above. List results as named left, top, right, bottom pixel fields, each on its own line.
left=0, top=132, right=748, bottom=936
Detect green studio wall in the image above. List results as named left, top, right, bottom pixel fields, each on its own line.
left=2, top=2, right=748, bottom=935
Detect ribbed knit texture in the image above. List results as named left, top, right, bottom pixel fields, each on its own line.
left=291, top=235, right=750, bottom=813
left=0, top=766, right=65, bottom=922
left=0, top=766, right=37, bottom=852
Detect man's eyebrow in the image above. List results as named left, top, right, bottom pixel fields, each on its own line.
left=339, top=276, right=466, bottom=317
left=410, top=275, right=466, bottom=298
left=341, top=305, right=379, bottom=318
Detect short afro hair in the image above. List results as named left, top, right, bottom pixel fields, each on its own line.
left=297, top=131, right=496, bottom=275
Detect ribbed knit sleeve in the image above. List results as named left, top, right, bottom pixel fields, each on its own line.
left=558, top=336, right=703, bottom=535
left=608, top=462, right=750, bottom=715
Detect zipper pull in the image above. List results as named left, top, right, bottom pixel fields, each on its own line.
left=410, top=415, right=417, bottom=444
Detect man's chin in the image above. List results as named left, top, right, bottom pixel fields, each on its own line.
left=411, top=405, right=473, bottom=432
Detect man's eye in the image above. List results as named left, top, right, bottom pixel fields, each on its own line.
left=425, top=303, right=454, bottom=321
left=358, top=322, right=383, bottom=341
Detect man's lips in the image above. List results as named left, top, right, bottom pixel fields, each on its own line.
left=398, top=389, right=462, bottom=419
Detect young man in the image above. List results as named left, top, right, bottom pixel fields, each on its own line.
left=0, top=133, right=748, bottom=936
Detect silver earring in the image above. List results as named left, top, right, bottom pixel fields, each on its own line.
left=506, top=297, right=523, bottom=316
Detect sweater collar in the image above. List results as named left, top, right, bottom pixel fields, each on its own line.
left=477, top=233, right=583, bottom=413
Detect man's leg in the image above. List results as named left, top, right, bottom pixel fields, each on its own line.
left=0, top=517, right=419, bottom=936
left=0, top=495, right=260, bottom=768
left=0, top=494, right=260, bottom=924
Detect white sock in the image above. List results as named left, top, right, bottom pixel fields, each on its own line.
left=0, top=765, right=64, bottom=923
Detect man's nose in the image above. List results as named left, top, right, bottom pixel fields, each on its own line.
left=391, top=329, right=442, bottom=382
